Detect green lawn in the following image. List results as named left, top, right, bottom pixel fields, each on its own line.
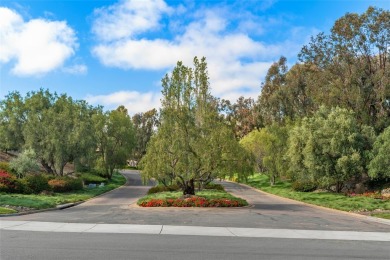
left=240, top=174, right=390, bottom=213
left=0, top=172, right=126, bottom=211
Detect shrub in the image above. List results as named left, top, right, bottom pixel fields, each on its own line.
left=292, top=180, right=318, bottom=192
left=9, top=149, right=40, bottom=178
left=80, top=173, right=107, bottom=185
left=0, top=162, right=11, bottom=172
left=24, top=174, right=50, bottom=194
left=48, top=177, right=83, bottom=192
left=204, top=183, right=225, bottom=191
left=0, top=170, right=17, bottom=192
left=147, top=184, right=180, bottom=194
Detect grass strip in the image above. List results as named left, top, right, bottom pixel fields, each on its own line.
left=0, top=207, right=17, bottom=214
left=0, top=172, right=126, bottom=210
left=240, top=174, right=390, bottom=213
left=371, top=213, right=390, bottom=220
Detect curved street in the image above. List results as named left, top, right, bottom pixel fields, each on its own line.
left=2, top=170, right=390, bottom=260
left=2, top=169, right=390, bottom=231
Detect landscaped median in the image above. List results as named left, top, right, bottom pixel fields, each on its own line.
left=0, top=172, right=126, bottom=214
left=137, top=185, right=248, bottom=207
left=237, top=174, right=390, bottom=219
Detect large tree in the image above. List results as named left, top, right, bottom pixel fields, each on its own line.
left=140, top=57, right=253, bottom=195
left=240, top=125, right=289, bottom=185
left=23, top=90, right=96, bottom=175
left=298, top=6, right=390, bottom=131
left=94, top=106, right=135, bottom=179
left=368, top=125, right=390, bottom=179
left=287, top=106, right=375, bottom=192
left=221, top=97, right=260, bottom=139
left=132, top=108, right=158, bottom=161
left=0, top=91, right=26, bottom=152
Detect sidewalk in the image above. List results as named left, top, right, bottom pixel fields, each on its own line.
left=1, top=220, right=389, bottom=241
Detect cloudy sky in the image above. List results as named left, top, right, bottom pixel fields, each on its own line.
left=0, top=0, right=388, bottom=115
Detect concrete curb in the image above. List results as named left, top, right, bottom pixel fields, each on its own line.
left=1, top=221, right=389, bottom=241
left=224, top=180, right=390, bottom=226
left=0, top=171, right=128, bottom=218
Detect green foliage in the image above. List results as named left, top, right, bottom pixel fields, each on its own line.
left=0, top=172, right=126, bottom=210
left=140, top=57, right=253, bottom=195
left=93, top=107, right=135, bottom=179
left=9, top=149, right=40, bottom=178
left=244, top=174, right=390, bottom=212
left=48, top=177, right=83, bottom=192
left=298, top=7, right=390, bottom=131
left=0, top=91, right=25, bottom=152
left=287, top=107, right=375, bottom=192
left=147, top=184, right=180, bottom=195
left=0, top=207, right=17, bottom=214
left=240, top=124, right=289, bottom=185
left=219, top=97, right=260, bottom=139
left=204, top=183, right=225, bottom=191
left=132, top=108, right=158, bottom=161
left=368, top=126, right=390, bottom=179
left=80, top=173, right=107, bottom=185
left=24, top=174, right=50, bottom=194
left=0, top=162, right=11, bottom=172
left=291, top=180, right=318, bottom=192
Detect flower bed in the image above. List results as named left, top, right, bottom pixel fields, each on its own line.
left=347, top=192, right=389, bottom=200
left=138, top=196, right=247, bottom=207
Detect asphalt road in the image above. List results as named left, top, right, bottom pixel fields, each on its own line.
left=2, top=170, right=390, bottom=231
left=1, top=230, right=389, bottom=260
left=1, top=169, right=390, bottom=260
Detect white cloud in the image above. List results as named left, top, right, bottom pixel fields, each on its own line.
left=91, top=0, right=314, bottom=103
left=86, top=91, right=161, bottom=115
left=62, top=64, right=88, bottom=75
left=0, top=7, right=77, bottom=76
left=92, top=0, right=171, bottom=42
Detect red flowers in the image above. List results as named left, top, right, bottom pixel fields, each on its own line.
left=0, top=170, right=17, bottom=192
left=139, top=196, right=246, bottom=207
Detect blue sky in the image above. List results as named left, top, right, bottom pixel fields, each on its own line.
left=1, top=0, right=388, bottom=114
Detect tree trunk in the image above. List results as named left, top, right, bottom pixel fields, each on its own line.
left=183, top=179, right=195, bottom=195
left=270, top=175, right=275, bottom=186
left=41, top=159, right=54, bottom=174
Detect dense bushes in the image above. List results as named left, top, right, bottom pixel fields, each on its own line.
left=0, top=170, right=85, bottom=194
left=291, top=180, right=318, bottom=192
left=0, top=162, right=11, bottom=172
left=24, top=174, right=50, bottom=193
left=204, top=183, right=225, bottom=191
left=48, top=178, right=83, bottom=192
left=0, top=170, right=18, bottom=192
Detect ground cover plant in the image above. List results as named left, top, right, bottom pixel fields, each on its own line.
left=138, top=189, right=247, bottom=207
left=240, top=174, right=390, bottom=214
left=0, top=207, right=17, bottom=214
left=0, top=172, right=125, bottom=212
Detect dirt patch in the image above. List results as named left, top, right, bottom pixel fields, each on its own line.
left=0, top=151, right=17, bottom=162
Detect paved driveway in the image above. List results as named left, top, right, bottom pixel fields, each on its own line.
left=2, top=170, right=390, bottom=231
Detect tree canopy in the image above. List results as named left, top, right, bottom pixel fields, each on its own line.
left=140, top=57, right=253, bottom=195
